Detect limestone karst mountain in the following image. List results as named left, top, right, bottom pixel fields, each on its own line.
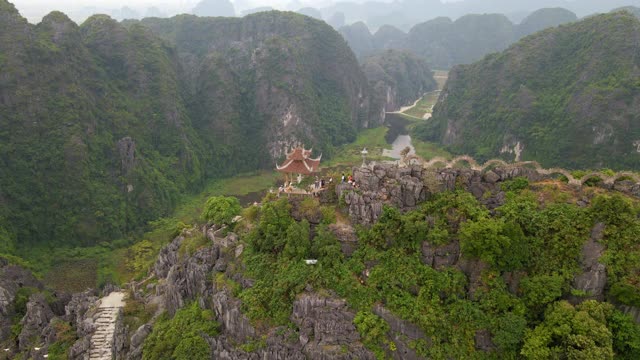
left=0, top=3, right=384, bottom=248
left=362, top=50, right=438, bottom=112
left=415, top=11, right=640, bottom=170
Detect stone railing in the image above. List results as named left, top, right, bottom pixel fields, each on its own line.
left=402, top=154, right=640, bottom=187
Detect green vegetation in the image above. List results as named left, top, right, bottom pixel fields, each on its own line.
left=416, top=12, right=640, bottom=169
left=202, top=196, right=242, bottom=226
left=46, top=319, right=77, bottom=360
left=521, top=301, right=637, bottom=359
left=230, top=183, right=640, bottom=358
left=142, top=302, right=219, bottom=360
left=411, top=136, right=452, bottom=161
left=590, top=195, right=640, bottom=307
left=324, top=127, right=393, bottom=167
left=0, top=7, right=378, bottom=260
left=354, top=311, right=392, bottom=358
left=340, top=8, right=576, bottom=68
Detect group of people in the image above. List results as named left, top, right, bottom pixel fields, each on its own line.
left=312, top=177, right=331, bottom=190
left=277, top=176, right=333, bottom=196
left=276, top=172, right=362, bottom=196
left=341, top=173, right=358, bottom=188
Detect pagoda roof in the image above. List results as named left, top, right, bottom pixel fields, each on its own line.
left=276, top=146, right=322, bottom=175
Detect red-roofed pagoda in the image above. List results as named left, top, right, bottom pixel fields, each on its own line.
left=276, top=146, right=322, bottom=183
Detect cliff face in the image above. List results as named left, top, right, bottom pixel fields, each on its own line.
left=0, top=4, right=383, bottom=248
left=418, top=12, right=640, bottom=170
left=137, top=12, right=383, bottom=160
left=362, top=50, right=437, bottom=112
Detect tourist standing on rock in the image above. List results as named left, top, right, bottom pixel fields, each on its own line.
left=341, top=173, right=346, bottom=183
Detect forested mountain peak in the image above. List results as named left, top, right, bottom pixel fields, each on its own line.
left=0, top=0, right=18, bottom=15
left=416, top=11, right=640, bottom=169
left=517, top=7, right=578, bottom=36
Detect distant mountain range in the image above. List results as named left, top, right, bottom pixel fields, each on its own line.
left=339, top=7, right=578, bottom=69
left=15, top=0, right=640, bottom=28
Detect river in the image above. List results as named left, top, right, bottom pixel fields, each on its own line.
left=382, top=114, right=415, bottom=160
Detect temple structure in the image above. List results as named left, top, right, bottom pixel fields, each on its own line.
left=276, top=146, right=321, bottom=183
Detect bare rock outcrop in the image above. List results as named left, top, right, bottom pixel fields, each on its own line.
left=569, top=222, right=607, bottom=303
left=373, top=305, right=429, bottom=360
left=164, top=245, right=219, bottom=315
left=338, top=164, right=539, bottom=226
left=18, top=293, right=55, bottom=352
left=330, top=224, right=359, bottom=257
left=211, top=289, right=256, bottom=343
left=0, top=259, right=44, bottom=342
left=421, top=240, right=461, bottom=269
left=127, top=324, right=152, bottom=360
left=153, top=235, right=184, bottom=279
left=292, top=293, right=375, bottom=359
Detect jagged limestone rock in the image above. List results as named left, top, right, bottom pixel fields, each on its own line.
left=292, top=293, right=375, bottom=359
left=570, top=222, right=608, bottom=303
left=18, top=293, right=55, bottom=352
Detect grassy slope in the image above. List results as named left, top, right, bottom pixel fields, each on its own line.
left=404, top=70, right=448, bottom=118
left=404, top=91, right=440, bottom=118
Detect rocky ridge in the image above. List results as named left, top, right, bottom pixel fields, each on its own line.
left=129, top=226, right=375, bottom=359
left=2, top=158, right=640, bottom=357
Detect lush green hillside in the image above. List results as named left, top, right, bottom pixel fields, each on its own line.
left=0, top=3, right=382, bottom=250
left=415, top=12, right=640, bottom=170
left=0, top=7, right=202, bottom=249
left=613, top=6, right=640, bottom=19
left=362, top=50, right=437, bottom=112
left=135, top=11, right=381, bottom=156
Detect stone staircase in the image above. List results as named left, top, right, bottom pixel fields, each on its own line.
left=89, top=292, right=125, bottom=360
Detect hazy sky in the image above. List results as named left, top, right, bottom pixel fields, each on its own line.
left=11, top=1, right=320, bottom=22
left=8, top=0, right=614, bottom=24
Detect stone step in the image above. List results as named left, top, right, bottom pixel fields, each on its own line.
left=89, top=292, right=125, bottom=360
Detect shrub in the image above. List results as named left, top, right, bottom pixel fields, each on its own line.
left=201, top=196, right=242, bottom=226
left=143, top=302, right=219, bottom=360
left=354, top=310, right=390, bottom=359
left=500, top=177, right=529, bottom=192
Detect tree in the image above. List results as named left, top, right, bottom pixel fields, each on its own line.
left=201, top=196, right=241, bottom=226
left=521, top=301, right=614, bottom=360
left=248, top=198, right=293, bottom=253
left=459, top=217, right=510, bottom=267
left=283, top=220, right=311, bottom=260
left=519, top=274, right=564, bottom=313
